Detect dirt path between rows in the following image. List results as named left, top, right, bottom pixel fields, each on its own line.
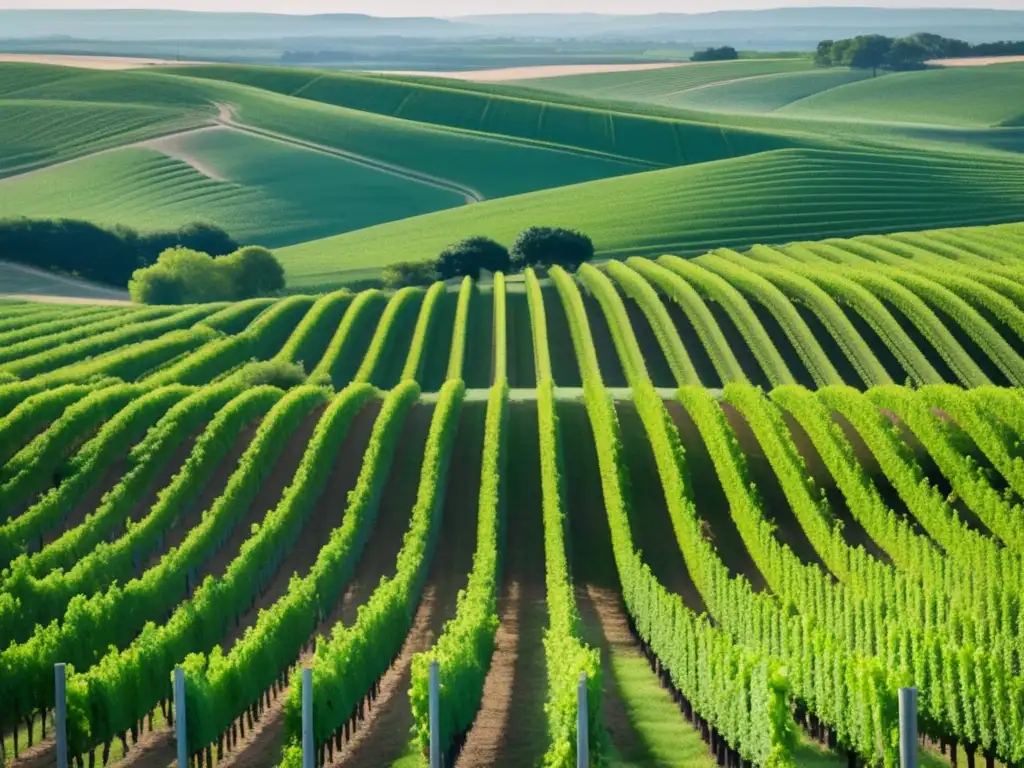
left=459, top=401, right=548, bottom=767
left=111, top=407, right=326, bottom=768
left=335, top=401, right=484, bottom=767
left=665, top=400, right=767, bottom=590
left=213, top=399, right=385, bottom=768
left=145, top=420, right=262, bottom=567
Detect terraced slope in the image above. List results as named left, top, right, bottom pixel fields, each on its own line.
left=4, top=227, right=1024, bottom=768
left=277, top=149, right=1024, bottom=288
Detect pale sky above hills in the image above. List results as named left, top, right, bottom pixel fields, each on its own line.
left=1, top=0, right=1021, bottom=13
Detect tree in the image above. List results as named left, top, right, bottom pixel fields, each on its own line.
left=436, top=236, right=511, bottom=279
left=0, top=218, right=237, bottom=288
left=884, top=38, right=930, bottom=70
left=510, top=227, right=595, bottom=271
left=844, top=35, right=893, bottom=76
left=381, top=260, right=439, bottom=289
left=128, top=266, right=187, bottom=305
left=128, top=245, right=285, bottom=304
left=222, top=245, right=285, bottom=298
left=691, top=46, right=739, bottom=62
left=814, top=40, right=835, bottom=67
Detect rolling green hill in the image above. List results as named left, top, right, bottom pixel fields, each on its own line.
left=521, top=58, right=815, bottom=104
left=0, top=129, right=468, bottom=247
left=667, top=68, right=874, bottom=113
left=0, top=100, right=203, bottom=176
left=275, top=147, right=1024, bottom=289
left=164, top=64, right=819, bottom=167
left=781, top=63, right=1024, bottom=127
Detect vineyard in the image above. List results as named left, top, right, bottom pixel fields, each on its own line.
left=2, top=221, right=1024, bottom=768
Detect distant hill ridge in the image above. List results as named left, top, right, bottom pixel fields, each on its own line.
left=2, top=7, right=1023, bottom=43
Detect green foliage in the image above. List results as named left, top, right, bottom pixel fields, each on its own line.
left=816, top=32, right=1022, bottom=72
left=694, top=251, right=844, bottom=387
left=226, top=359, right=307, bottom=390
left=221, top=245, right=286, bottom=298
left=536, top=378, right=602, bottom=767
left=129, top=245, right=286, bottom=305
left=381, top=260, right=439, bottom=289
left=0, top=384, right=193, bottom=572
left=277, top=152, right=1024, bottom=289
left=0, top=218, right=237, bottom=288
left=410, top=380, right=507, bottom=755
left=659, top=255, right=796, bottom=386
left=0, top=384, right=95, bottom=466
left=511, top=227, right=594, bottom=271
left=58, top=387, right=327, bottom=754
left=436, top=236, right=511, bottom=280
left=691, top=46, right=739, bottom=62
left=149, top=296, right=314, bottom=386
left=0, top=386, right=283, bottom=655
left=281, top=380, right=458, bottom=752
left=401, top=282, right=448, bottom=384
left=180, top=382, right=380, bottom=753
left=0, top=384, right=145, bottom=524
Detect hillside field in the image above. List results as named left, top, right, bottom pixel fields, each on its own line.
left=1, top=222, right=1024, bottom=768
left=2, top=42, right=1024, bottom=768
left=1, top=57, right=1022, bottom=290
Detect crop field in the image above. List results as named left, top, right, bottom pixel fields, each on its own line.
left=2, top=57, right=1023, bottom=278
left=0, top=130, right=468, bottom=248
left=1, top=223, right=1024, bottom=767
left=276, top=150, right=1024, bottom=288
left=521, top=58, right=816, bottom=104
left=780, top=63, right=1024, bottom=127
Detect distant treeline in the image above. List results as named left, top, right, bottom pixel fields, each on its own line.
left=691, top=46, right=739, bottom=62
left=0, top=218, right=238, bottom=288
left=816, top=32, right=1024, bottom=73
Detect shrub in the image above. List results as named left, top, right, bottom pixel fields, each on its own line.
left=128, top=245, right=286, bottom=304
left=510, top=227, right=595, bottom=271
left=221, top=246, right=286, bottom=298
left=381, top=260, right=438, bottom=289
left=436, top=236, right=511, bottom=279
left=227, top=359, right=308, bottom=390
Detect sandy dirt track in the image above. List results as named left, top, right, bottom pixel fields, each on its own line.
left=0, top=53, right=206, bottom=69
left=928, top=55, right=1024, bottom=67
left=375, top=61, right=686, bottom=81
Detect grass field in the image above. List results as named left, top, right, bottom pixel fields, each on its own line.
left=164, top=64, right=818, bottom=167
left=520, top=58, right=815, bottom=102
left=780, top=62, right=1024, bottom=127
left=1, top=223, right=1023, bottom=768
left=668, top=68, right=875, bottom=113
left=0, top=128, right=469, bottom=247
left=275, top=147, right=1024, bottom=289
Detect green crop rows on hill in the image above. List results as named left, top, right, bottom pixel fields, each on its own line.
left=1, top=223, right=1024, bottom=767
left=2, top=58, right=1022, bottom=282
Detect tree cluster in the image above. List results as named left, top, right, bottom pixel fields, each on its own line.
left=381, top=227, right=595, bottom=289
left=691, top=46, right=739, bottom=62
left=128, top=245, right=285, bottom=305
left=0, top=218, right=237, bottom=288
left=815, top=32, right=1024, bottom=74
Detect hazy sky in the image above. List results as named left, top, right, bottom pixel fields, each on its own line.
left=2, top=0, right=1020, bottom=14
